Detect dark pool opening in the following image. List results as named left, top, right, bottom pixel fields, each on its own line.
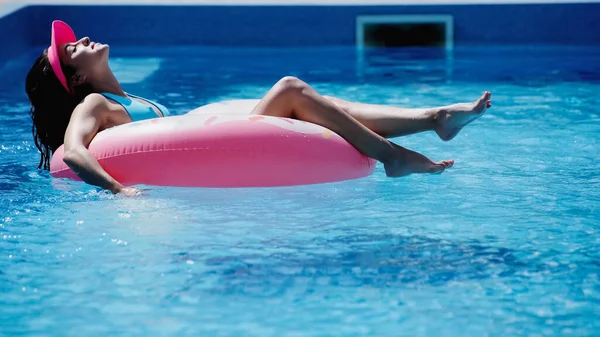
left=362, top=22, right=448, bottom=48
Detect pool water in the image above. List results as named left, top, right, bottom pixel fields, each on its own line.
left=1, top=45, right=599, bottom=336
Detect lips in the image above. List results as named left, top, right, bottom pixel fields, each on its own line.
left=90, top=42, right=104, bottom=50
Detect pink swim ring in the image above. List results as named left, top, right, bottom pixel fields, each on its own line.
left=50, top=106, right=376, bottom=188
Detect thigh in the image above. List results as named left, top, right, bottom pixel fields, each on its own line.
left=250, top=83, right=296, bottom=118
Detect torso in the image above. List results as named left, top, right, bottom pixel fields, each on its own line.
left=97, top=93, right=166, bottom=132
left=99, top=102, right=133, bottom=131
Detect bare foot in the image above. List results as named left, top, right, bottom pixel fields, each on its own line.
left=383, top=143, right=454, bottom=177
left=435, top=91, right=492, bottom=141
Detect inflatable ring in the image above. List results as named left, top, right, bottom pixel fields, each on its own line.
left=50, top=114, right=377, bottom=187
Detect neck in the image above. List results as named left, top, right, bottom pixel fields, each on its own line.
left=90, top=69, right=125, bottom=96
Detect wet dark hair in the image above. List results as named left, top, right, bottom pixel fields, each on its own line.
left=25, top=49, right=94, bottom=170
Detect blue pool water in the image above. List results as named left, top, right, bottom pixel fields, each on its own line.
left=1, top=45, right=599, bottom=336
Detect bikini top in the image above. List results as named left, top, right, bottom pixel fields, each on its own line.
left=100, top=92, right=170, bottom=121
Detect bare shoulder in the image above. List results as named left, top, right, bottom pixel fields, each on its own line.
left=72, top=93, right=111, bottom=116
left=71, top=93, right=128, bottom=125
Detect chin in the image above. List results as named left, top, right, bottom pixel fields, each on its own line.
left=99, top=45, right=110, bottom=57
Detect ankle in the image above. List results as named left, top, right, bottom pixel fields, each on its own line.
left=433, top=108, right=448, bottom=128
left=378, top=140, right=400, bottom=164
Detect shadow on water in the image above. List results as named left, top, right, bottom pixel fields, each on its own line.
left=166, top=233, right=527, bottom=298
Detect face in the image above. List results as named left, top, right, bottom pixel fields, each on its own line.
left=58, top=36, right=110, bottom=81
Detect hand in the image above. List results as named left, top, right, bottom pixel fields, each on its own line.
left=117, top=186, right=143, bottom=197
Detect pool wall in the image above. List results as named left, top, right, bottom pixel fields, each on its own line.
left=2, top=0, right=600, bottom=71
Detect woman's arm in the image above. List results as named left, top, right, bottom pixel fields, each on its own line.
left=62, top=94, right=139, bottom=195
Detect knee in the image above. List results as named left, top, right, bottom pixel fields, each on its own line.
left=273, top=76, right=307, bottom=96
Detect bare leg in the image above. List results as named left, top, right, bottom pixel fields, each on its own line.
left=251, top=76, right=454, bottom=177
left=324, top=93, right=492, bottom=140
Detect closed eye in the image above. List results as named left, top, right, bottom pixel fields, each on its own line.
left=63, top=44, right=76, bottom=58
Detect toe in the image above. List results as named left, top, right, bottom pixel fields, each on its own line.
left=435, top=160, right=454, bottom=170
left=477, top=93, right=491, bottom=107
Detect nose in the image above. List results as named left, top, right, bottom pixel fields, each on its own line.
left=77, top=37, right=91, bottom=46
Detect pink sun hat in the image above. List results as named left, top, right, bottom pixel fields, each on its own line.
left=47, top=20, right=77, bottom=94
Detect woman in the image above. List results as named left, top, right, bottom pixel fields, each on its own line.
left=26, top=20, right=492, bottom=196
